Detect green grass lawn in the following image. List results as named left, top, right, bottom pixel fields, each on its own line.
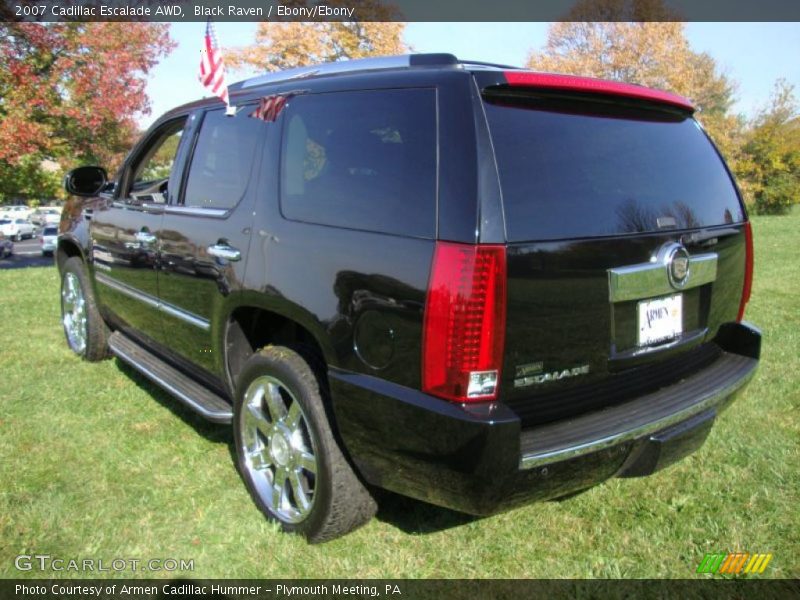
left=0, top=212, right=797, bottom=579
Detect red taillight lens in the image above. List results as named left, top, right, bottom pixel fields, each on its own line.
left=737, top=221, right=754, bottom=322
left=422, top=242, right=507, bottom=403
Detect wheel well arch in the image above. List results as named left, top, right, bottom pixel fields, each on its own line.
left=224, top=306, right=331, bottom=391
left=56, top=238, right=84, bottom=272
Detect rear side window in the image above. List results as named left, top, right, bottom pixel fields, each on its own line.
left=484, top=98, right=744, bottom=241
left=183, top=109, right=261, bottom=210
left=279, top=89, right=437, bottom=237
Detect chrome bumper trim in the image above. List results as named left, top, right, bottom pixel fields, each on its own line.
left=519, top=356, right=756, bottom=469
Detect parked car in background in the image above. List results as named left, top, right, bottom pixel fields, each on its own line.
left=31, top=207, right=62, bottom=227
left=0, top=218, right=35, bottom=241
left=0, top=205, right=33, bottom=221
left=0, top=232, right=12, bottom=259
left=40, top=226, right=58, bottom=256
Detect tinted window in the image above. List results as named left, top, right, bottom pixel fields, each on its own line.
left=131, top=121, right=184, bottom=192
left=183, top=109, right=261, bottom=210
left=280, top=89, right=436, bottom=237
left=484, top=99, right=744, bottom=241
left=44, top=227, right=58, bottom=235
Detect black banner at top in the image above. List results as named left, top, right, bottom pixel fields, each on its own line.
left=2, top=0, right=800, bottom=22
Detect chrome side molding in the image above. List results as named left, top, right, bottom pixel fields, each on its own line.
left=95, top=273, right=210, bottom=331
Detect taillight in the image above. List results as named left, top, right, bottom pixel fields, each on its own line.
left=737, top=221, right=754, bottom=322
left=422, top=242, right=507, bottom=403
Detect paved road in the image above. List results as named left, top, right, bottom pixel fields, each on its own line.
left=0, top=237, right=56, bottom=270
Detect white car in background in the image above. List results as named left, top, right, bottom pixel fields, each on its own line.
left=0, top=204, right=33, bottom=220
left=0, top=218, right=35, bottom=241
left=40, top=225, right=58, bottom=256
left=0, top=205, right=33, bottom=221
left=31, top=207, right=62, bottom=227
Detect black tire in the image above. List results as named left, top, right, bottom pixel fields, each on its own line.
left=233, top=345, right=376, bottom=543
left=60, top=256, right=110, bottom=361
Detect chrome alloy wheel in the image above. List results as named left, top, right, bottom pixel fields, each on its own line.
left=61, top=272, right=87, bottom=354
left=239, top=376, right=318, bottom=523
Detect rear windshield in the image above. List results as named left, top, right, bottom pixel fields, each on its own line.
left=43, top=227, right=58, bottom=235
left=484, top=97, right=744, bottom=242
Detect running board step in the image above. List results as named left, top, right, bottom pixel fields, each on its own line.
left=108, top=332, right=233, bottom=424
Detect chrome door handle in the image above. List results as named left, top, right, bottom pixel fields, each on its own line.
left=207, top=243, right=241, bottom=262
left=134, top=231, right=157, bottom=245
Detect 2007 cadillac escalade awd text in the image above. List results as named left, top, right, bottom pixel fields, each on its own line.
left=57, top=54, right=760, bottom=542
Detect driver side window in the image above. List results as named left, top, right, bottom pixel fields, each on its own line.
left=126, top=119, right=186, bottom=203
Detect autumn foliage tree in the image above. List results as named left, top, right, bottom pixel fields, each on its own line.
left=738, top=80, right=800, bottom=214
left=227, top=0, right=405, bottom=72
left=0, top=23, right=174, bottom=201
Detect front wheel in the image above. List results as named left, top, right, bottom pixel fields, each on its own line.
left=60, top=257, right=110, bottom=361
left=233, top=346, right=376, bottom=543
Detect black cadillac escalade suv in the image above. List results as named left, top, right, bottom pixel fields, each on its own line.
left=57, top=54, right=760, bottom=542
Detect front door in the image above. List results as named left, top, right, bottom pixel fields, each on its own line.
left=91, top=117, right=189, bottom=343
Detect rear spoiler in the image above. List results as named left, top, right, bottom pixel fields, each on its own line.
left=478, top=70, right=695, bottom=113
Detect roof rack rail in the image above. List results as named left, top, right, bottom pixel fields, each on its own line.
left=231, top=53, right=459, bottom=91
left=460, top=59, right=521, bottom=70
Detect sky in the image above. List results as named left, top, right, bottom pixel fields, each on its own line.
left=142, top=22, right=800, bottom=128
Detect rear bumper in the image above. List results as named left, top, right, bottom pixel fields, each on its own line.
left=328, top=321, right=760, bottom=516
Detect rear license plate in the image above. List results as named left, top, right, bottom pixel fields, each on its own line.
left=638, top=294, right=682, bottom=346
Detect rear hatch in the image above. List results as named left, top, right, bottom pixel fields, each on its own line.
left=476, top=72, right=750, bottom=427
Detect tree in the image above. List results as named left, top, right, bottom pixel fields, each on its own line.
left=0, top=23, right=174, bottom=201
left=0, top=157, right=62, bottom=204
left=739, top=80, right=800, bottom=215
left=227, top=0, right=406, bottom=72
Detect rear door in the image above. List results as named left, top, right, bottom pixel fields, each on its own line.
left=479, top=86, right=748, bottom=426
left=156, top=107, right=263, bottom=377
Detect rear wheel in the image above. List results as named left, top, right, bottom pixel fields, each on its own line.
left=60, top=257, right=110, bottom=361
left=233, top=346, right=376, bottom=543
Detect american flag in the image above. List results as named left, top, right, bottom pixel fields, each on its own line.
left=251, top=94, right=291, bottom=122
left=199, top=20, right=229, bottom=105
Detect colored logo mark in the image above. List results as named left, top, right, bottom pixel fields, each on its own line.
left=697, top=553, right=773, bottom=574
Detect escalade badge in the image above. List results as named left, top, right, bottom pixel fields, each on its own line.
left=514, top=363, right=590, bottom=388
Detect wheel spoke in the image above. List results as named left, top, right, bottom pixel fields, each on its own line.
left=285, top=401, right=302, bottom=431
left=246, top=404, right=273, bottom=439
left=264, top=383, right=288, bottom=423
left=297, top=450, right=317, bottom=475
left=289, top=468, right=311, bottom=512
left=272, top=468, right=288, bottom=507
left=248, top=448, right=271, bottom=471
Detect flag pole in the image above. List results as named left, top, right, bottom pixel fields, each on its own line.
left=198, top=18, right=236, bottom=115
